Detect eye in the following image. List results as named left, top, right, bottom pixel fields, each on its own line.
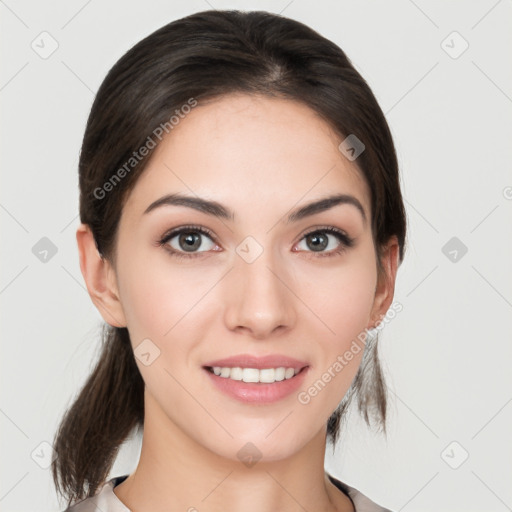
left=294, top=227, right=354, bottom=258
left=158, top=225, right=219, bottom=259
left=158, top=224, right=355, bottom=261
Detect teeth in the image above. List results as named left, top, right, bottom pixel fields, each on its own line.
left=211, top=366, right=301, bottom=383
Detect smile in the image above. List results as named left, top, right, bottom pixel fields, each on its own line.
left=207, top=366, right=302, bottom=383
left=203, top=365, right=310, bottom=403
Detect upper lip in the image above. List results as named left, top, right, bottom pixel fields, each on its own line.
left=203, top=354, right=309, bottom=370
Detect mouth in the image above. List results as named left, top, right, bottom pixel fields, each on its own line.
left=201, top=353, right=310, bottom=403
left=203, top=365, right=309, bottom=384
left=202, top=364, right=310, bottom=403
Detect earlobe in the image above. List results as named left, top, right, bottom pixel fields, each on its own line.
left=76, top=223, right=127, bottom=328
left=368, top=236, right=400, bottom=329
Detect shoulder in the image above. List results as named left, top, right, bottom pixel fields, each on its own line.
left=327, top=473, right=394, bottom=512
left=62, top=476, right=130, bottom=512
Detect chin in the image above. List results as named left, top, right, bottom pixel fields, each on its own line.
left=204, top=426, right=312, bottom=464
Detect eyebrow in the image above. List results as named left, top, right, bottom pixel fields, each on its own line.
left=143, top=192, right=367, bottom=225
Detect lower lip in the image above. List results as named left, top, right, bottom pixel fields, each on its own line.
left=203, top=367, right=309, bottom=404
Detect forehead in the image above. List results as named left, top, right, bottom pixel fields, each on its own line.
left=122, top=93, right=371, bottom=221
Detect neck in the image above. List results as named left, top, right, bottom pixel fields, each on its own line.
left=114, top=389, right=354, bottom=512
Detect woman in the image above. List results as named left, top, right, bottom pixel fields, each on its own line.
left=52, top=9, right=406, bottom=512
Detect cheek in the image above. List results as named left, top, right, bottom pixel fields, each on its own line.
left=294, top=266, right=376, bottom=426
left=300, top=254, right=377, bottom=342
left=115, top=255, right=217, bottom=401
left=116, top=245, right=221, bottom=343
left=326, top=270, right=375, bottom=336
left=298, top=253, right=377, bottom=392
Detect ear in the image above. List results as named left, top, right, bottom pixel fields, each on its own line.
left=368, top=236, right=400, bottom=329
left=76, top=223, right=127, bottom=328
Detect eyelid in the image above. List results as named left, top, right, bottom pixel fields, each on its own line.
left=295, top=224, right=353, bottom=244
left=159, top=224, right=217, bottom=243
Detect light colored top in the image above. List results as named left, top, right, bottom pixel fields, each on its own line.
left=64, top=474, right=392, bottom=512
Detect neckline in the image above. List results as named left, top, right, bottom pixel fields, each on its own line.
left=107, top=473, right=355, bottom=511
left=327, top=473, right=356, bottom=510
left=112, top=474, right=129, bottom=488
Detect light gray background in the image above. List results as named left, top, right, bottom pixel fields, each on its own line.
left=1, top=1, right=511, bottom=511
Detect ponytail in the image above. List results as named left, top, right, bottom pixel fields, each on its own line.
left=51, top=325, right=144, bottom=508
left=327, top=331, right=387, bottom=448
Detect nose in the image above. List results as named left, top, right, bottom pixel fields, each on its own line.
left=223, top=245, right=296, bottom=339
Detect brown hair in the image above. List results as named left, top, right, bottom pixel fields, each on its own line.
left=52, top=9, right=407, bottom=507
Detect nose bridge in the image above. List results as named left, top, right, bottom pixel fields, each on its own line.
left=224, top=236, right=296, bottom=337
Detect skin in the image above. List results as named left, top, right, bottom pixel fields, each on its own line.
left=77, top=93, right=399, bottom=512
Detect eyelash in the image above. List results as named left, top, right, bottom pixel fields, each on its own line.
left=157, top=224, right=355, bottom=260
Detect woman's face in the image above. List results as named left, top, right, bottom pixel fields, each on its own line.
left=107, top=93, right=395, bottom=462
